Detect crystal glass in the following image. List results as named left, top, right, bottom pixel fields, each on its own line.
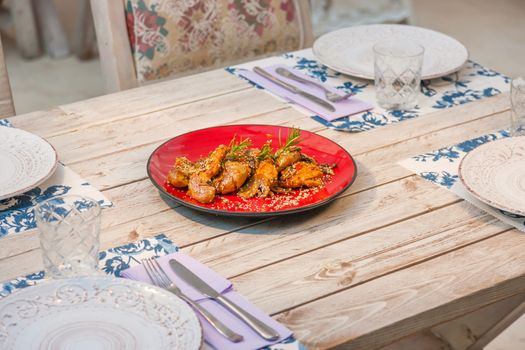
left=35, top=195, right=101, bottom=279
left=374, top=40, right=424, bottom=110
left=511, top=77, right=525, bottom=136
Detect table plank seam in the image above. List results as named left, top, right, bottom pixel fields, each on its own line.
left=326, top=262, right=525, bottom=350
left=350, top=107, right=511, bottom=156
left=268, top=226, right=515, bottom=318
left=69, top=106, right=507, bottom=193
left=221, top=198, right=464, bottom=281
left=0, top=174, right=456, bottom=267
left=39, top=85, right=254, bottom=140
left=60, top=105, right=300, bottom=166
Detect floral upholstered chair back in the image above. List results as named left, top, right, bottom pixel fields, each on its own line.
left=124, top=0, right=312, bottom=83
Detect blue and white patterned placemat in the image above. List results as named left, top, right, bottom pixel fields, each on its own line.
left=0, top=234, right=177, bottom=298
left=0, top=119, right=112, bottom=238
left=399, top=131, right=525, bottom=232
left=227, top=49, right=510, bottom=132
left=0, top=234, right=305, bottom=350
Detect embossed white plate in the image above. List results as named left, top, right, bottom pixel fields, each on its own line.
left=0, top=277, right=202, bottom=350
left=313, top=24, right=469, bottom=80
left=459, top=137, right=525, bottom=216
left=0, top=126, right=58, bottom=200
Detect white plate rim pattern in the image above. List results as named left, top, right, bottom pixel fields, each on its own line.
left=0, top=126, right=59, bottom=200
left=312, top=24, right=469, bottom=80
left=459, top=136, right=525, bottom=216
left=0, top=276, right=203, bottom=350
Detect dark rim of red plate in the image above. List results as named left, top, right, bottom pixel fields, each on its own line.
left=146, top=124, right=357, bottom=217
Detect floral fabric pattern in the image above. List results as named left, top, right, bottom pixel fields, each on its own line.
left=126, top=0, right=169, bottom=61
left=125, top=0, right=303, bottom=82
left=227, top=49, right=510, bottom=132
left=399, top=130, right=525, bottom=232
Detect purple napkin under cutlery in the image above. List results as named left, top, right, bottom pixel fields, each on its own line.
left=121, top=252, right=292, bottom=350
left=239, top=64, right=373, bottom=121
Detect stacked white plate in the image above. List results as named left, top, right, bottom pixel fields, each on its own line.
left=313, top=24, right=469, bottom=80
left=459, top=137, right=525, bottom=216
left=0, top=126, right=58, bottom=200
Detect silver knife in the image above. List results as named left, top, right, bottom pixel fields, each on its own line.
left=253, top=66, right=336, bottom=112
left=169, top=259, right=280, bottom=341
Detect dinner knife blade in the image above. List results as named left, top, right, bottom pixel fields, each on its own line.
left=253, top=66, right=336, bottom=112
left=169, top=259, right=280, bottom=341
left=169, top=259, right=221, bottom=298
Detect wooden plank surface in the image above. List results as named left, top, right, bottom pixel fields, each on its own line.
left=0, top=107, right=510, bottom=270
left=275, top=229, right=525, bottom=349
left=3, top=66, right=523, bottom=350
left=10, top=70, right=250, bottom=138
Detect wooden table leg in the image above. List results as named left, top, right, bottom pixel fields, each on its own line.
left=11, top=0, right=41, bottom=59
left=0, top=36, right=15, bottom=117
left=379, top=331, right=451, bottom=350
left=73, top=0, right=96, bottom=60
left=430, top=292, right=525, bottom=350
left=466, top=298, right=525, bottom=350
left=377, top=292, right=525, bottom=350
left=33, top=0, right=70, bottom=58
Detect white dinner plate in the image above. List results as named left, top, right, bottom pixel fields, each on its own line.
left=0, top=126, right=58, bottom=200
left=459, top=137, right=525, bottom=216
left=0, top=276, right=202, bottom=350
left=313, top=24, right=469, bottom=80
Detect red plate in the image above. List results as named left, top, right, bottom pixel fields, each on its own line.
left=147, top=125, right=357, bottom=217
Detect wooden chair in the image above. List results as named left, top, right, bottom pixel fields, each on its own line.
left=91, top=0, right=313, bottom=92
left=0, top=36, right=15, bottom=118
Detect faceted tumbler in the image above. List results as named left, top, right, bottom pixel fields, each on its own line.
left=35, top=195, right=101, bottom=279
left=511, top=77, right=525, bottom=136
left=374, top=40, right=424, bottom=110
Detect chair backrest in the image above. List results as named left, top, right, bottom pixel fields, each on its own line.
left=0, top=37, right=15, bottom=118
left=91, top=0, right=313, bottom=92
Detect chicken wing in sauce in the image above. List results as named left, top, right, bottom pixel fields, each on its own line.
left=279, top=161, right=324, bottom=188
left=187, top=173, right=216, bottom=204
left=187, top=144, right=228, bottom=203
left=167, top=157, right=196, bottom=188
left=165, top=128, right=333, bottom=204
left=275, top=150, right=301, bottom=171
left=237, top=158, right=278, bottom=198
left=214, top=160, right=251, bottom=194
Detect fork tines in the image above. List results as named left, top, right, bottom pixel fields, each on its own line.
left=142, top=257, right=170, bottom=288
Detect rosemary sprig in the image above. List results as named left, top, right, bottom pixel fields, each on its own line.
left=226, top=135, right=251, bottom=160
left=275, top=127, right=301, bottom=158
left=258, top=141, right=273, bottom=160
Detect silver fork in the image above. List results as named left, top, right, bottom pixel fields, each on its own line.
left=276, top=67, right=353, bottom=102
left=142, top=258, right=243, bottom=343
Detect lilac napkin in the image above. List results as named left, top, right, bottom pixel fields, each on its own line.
left=121, top=252, right=292, bottom=350
left=239, top=64, right=373, bottom=121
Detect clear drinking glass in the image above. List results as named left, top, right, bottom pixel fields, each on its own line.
left=35, top=195, right=101, bottom=279
left=374, top=40, right=424, bottom=110
left=511, top=77, right=525, bottom=136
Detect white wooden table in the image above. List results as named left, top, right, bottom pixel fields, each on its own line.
left=4, top=63, right=525, bottom=349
